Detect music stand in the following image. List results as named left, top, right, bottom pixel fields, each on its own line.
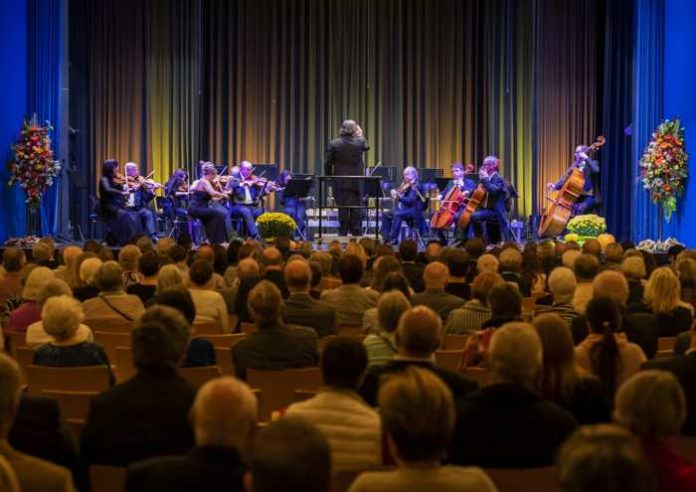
left=317, top=176, right=382, bottom=242
left=283, top=177, right=313, bottom=240
left=419, top=168, right=443, bottom=184
left=434, top=178, right=450, bottom=192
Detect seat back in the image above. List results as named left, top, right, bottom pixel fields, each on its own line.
left=191, top=322, right=224, bottom=336
left=178, top=366, right=223, bottom=387
left=93, top=331, right=132, bottom=362
left=0, top=455, right=20, bottom=492
left=444, top=334, right=469, bottom=350
left=84, top=318, right=134, bottom=332
left=115, top=346, right=136, bottom=383
left=14, top=346, right=35, bottom=378
left=3, top=330, right=26, bottom=357
left=656, top=336, right=677, bottom=358
left=194, top=333, right=245, bottom=348
left=89, top=465, right=127, bottom=492
left=214, top=347, right=235, bottom=375
left=484, top=467, right=559, bottom=492
left=240, top=322, right=257, bottom=335
left=247, top=367, right=323, bottom=421
left=41, top=389, right=98, bottom=435
left=434, top=350, right=464, bottom=371
left=25, top=365, right=111, bottom=394
left=337, top=325, right=364, bottom=339
left=465, top=366, right=492, bottom=387
left=318, top=335, right=338, bottom=352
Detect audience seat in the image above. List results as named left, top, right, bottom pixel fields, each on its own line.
left=318, top=335, right=338, bottom=352
left=0, top=455, right=20, bottom=492
left=247, top=367, right=323, bottom=421
left=434, top=350, right=465, bottom=371
left=444, top=334, right=469, bottom=350
left=84, top=318, right=134, bottom=333
left=227, top=313, right=239, bottom=330
left=191, top=322, right=224, bottom=336
left=179, top=366, right=223, bottom=387
left=25, top=365, right=111, bottom=395
left=337, top=325, right=364, bottom=340
left=115, top=346, right=136, bottom=383
left=213, top=347, right=235, bottom=375
left=484, top=467, right=558, bottom=492
left=293, top=389, right=317, bottom=403
left=193, top=333, right=245, bottom=348
left=13, top=346, right=34, bottom=380
left=240, top=322, right=257, bottom=335
left=656, top=336, right=677, bottom=359
left=41, top=389, right=98, bottom=436
left=3, top=330, right=27, bottom=357
left=90, top=465, right=126, bottom=492
left=465, top=366, right=492, bottom=387
left=93, top=331, right=131, bottom=363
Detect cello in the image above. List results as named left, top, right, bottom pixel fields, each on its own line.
left=538, top=136, right=606, bottom=238
left=457, top=184, right=487, bottom=229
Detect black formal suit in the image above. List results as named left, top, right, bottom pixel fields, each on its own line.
left=644, top=352, right=696, bottom=435
left=80, top=366, right=197, bottom=469
left=359, top=359, right=478, bottom=407
left=283, top=292, right=337, bottom=338
left=410, top=288, right=466, bottom=322
left=263, top=269, right=290, bottom=299
left=232, top=323, right=320, bottom=380
left=467, top=173, right=513, bottom=242
left=125, top=446, right=245, bottom=492
left=449, top=384, right=577, bottom=468
left=324, top=135, right=370, bottom=235
left=401, top=262, right=425, bottom=293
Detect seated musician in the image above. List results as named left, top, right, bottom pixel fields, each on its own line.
left=276, top=170, right=308, bottom=238
left=382, top=166, right=427, bottom=244
left=99, top=159, right=142, bottom=246
left=433, top=162, right=476, bottom=242
left=164, top=168, right=189, bottom=221
left=189, top=163, right=229, bottom=244
left=124, top=162, right=159, bottom=242
left=228, top=161, right=268, bottom=239
left=547, top=144, right=600, bottom=215
left=465, top=156, right=513, bottom=242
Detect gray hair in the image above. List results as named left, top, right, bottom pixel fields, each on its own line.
left=42, top=295, right=84, bottom=341
left=377, top=291, right=411, bottom=334
left=548, top=267, right=577, bottom=303
left=37, top=279, right=73, bottom=308
left=94, top=261, right=124, bottom=292
left=489, top=322, right=542, bottom=386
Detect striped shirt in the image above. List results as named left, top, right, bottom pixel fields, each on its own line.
left=534, top=302, right=582, bottom=329
left=445, top=300, right=491, bottom=336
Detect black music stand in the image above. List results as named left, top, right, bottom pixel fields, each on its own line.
left=419, top=168, right=443, bottom=184
left=284, top=177, right=313, bottom=240
left=434, top=177, right=450, bottom=192
left=317, top=175, right=382, bottom=242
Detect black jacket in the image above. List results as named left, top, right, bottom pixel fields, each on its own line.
left=401, top=262, right=425, bottom=293
left=282, top=292, right=337, bottom=338
left=449, top=384, right=577, bottom=468
left=324, top=136, right=370, bottom=176
left=643, top=353, right=696, bottom=435
left=126, top=446, right=245, bottom=492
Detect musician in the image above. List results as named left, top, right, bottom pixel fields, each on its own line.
left=324, top=119, right=370, bottom=236
left=432, top=162, right=477, bottom=242
left=382, top=166, right=426, bottom=244
left=547, top=145, right=600, bottom=215
left=164, top=168, right=189, bottom=221
left=276, top=170, right=308, bottom=238
left=98, top=159, right=141, bottom=246
left=228, top=161, right=267, bottom=239
left=466, top=156, right=513, bottom=242
left=189, top=163, right=229, bottom=244
left=124, top=162, right=159, bottom=242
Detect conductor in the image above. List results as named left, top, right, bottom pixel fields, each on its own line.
left=324, top=119, right=370, bottom=236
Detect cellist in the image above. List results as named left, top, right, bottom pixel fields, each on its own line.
left=433, top=162, right=477, bottom=242
left=547, top=144, right=600, bottom=215
left=463, top=156, right=513, bottom=243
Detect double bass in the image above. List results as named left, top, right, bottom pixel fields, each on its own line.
left=538, top=136, right=606, bottom=238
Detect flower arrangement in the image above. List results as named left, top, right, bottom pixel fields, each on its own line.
left=639, top=118, right=688, bottom=222
left=7, top=118, right=61, bottom=208
left=566, top=214, right=607, bottom=238
left=256, top=212, right=297, bottom=240
left=636, top=237, right=684, bottom=253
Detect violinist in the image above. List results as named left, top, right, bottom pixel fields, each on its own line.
left=124, top=162, right=159, bottom=242
left=164, top=168, right=189, bottom=223
left=382, top=166, right=426, bottom=244
left=228, top=161, right=268, bottom=239
left=189, top=163, right=229, bottom=244
left=464, top=156, right=513, bottom=242
left=98, top=159, right=142, bottom=246
left=275, top=170, right=308, bottom=238
left=547, top=144, right=600, bottom=215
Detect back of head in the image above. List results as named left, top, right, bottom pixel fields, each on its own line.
left=575, top=254, right=600, bottom=281
left=338, top=254, right=363, bottom=284
left=381, top=272, right=411, bottom=299
left=321, top=337, right=368, bottom=390
left=309, top=251, right=332, bottom=276
left=676, top=257, right=696, bottom=287
left=489, top=322, right=542, bottom=387
left=138, top=252, right=160, bottom=278
left=592, top=270, right=629, bottom=306
left=464, top=237, right=485, bottom=258
left=548, top=267, right=577, bottom=303
left=0, top=354, right=21, bottom=433
left=615, top=370, right=686, bottom=439
left=377, top=290, right=411, bottom=334
left=260, top=247, right=283, bottom=271
left=284, top=260, right=311, bottom=292
left=237, top=258, right=260, bottom=280
left=61, top=246, right=83, bottom=267
left=2, top=248, right=26, bottom=273
left=157, top=264, right=185, bottom=292
left=42, top=295, right=84, bottom=341
left=621, top=256, right=647, bottom=280
left=487, top=283, right=522, bottom=318
left=582, top=239, right=602, bottom=258
left=23, top=266, right=55, bottom=300
left=425, top=241, right=442, bottom=262
left=195, top=244, right=215, bottom=263
left=248, top=281, right=283, bottom=328
left=118, top=244, right=142, bottom=271
left=168, top=245, right=188, bottom=264
left=396, top=306, right=441, bottom=358
left=558, top=424, right=655, bottom=492
left=31, top=241, right=52, bottom=263
left=192, top=377, right=257, bottom=449
left=94, top=261, right=123, bottom=292
left=371, top=255, right=402, bottom=291
left=605, top=243, right=624, bottom=263
left=447, top=249, right=470, bottom=277
left=532, top=313, right=577, bottom=402
left=155, top=237, right=175, bottom=258
left=562, top=249, right=582, bottom=270
left=251, top=416, right=330, bottom=492
left=476, top=253, right=499, bottom=273
left=155, top=289, right=196, bottom=325
left=585, top=297, right=622, bottom=395
left=471, top=271, right=505, bottom=305
left=499, top=247, right=522, bottom=273
left=132, top=306, right=190, bottom=371
left=378, top=366, right=455, bottom=463
left=423, top=261, right=449, bottom=289
left=79, top=257, right=103, bottom=286
left=339, top=119, right=358, bottom=137
left=37, top=279, right=73, bottom=308
left=398, top=239, right=418, bottom=262
left=643, top=266, right=680, bottom=315
left=189, top=259, right=214, bottom=287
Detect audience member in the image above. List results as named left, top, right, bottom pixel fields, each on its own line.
left=450, top=322, right=577, bottom=468
left=259, top=247, right=290, bottom=298
left=362, top=272, right=411, bottom=334
left=534, top=267, right=582, bottom=329
left=677, top=257, right=696, bottom=309
left=54, top=246, right=83, bottom=288
left=286, top=338, right=381, bottom=471
left=499, top=247, right=523, bottom=291
left=156, top=264, right=187, bottom=293
left=232, top=281, right=319, bottom=380
left=126, top=252, right=160, bottom=305
left=350, top=367, right=496, bottom=492
left=562, top=249, right=582, bottom=270
left=363, top=291, right=410, bottom=367
left=0, top=248, right=26, bottom=306
left=443, top=249, right=471, bottom=300
left=187, top=260, right=229, bottom=332
left=194, top=245, right=226, bottom=290
left=321, top=255, right=379, bottom=326
left=634, top=267, right=693, bottom=336
left=573, top=254, right=600, bottom=312
left=399, top=240, right=424, bottom=293
left=5, top=266, right=54, bottom=333
left=72, top=256, right=102, bottom=302
left=32, top=240, right=58, bottom=269
left=445, top=272, right=505, bottom=336
left=368, top=255, right=402, bottom=293
left=621, top=255, right=647, bottom=308
left=582, top=238, right=602, bottom=259
left=283, top=260, right=337, bottom=338
left=222, top=257, right=259, bottom=313
left=410, top=262, right=464, bottom=322
left=126, top=377, right=256, bottom=492
left=119, top=244, right=143, bottom=288
left=82, top=261, right=146, bottom=324
left=603, top=243, right=624, bottom=271
left=310, top=251, right=341, bottom=292
left=481, top=283, right=522, bottom=329
left=476, top=254, right=499, bottom=274
left=425, top=241, right=442, bottom=263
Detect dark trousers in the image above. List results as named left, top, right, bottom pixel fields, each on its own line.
left=129, top=207, right=157, bottom=239
left=231, top=204, right=262, bottom=238
left=335, top=185, right=361, bottom=236
left=573, top=195, right=597, bottom=215
left=283, top=203, right=307, bottom=238
left=189, top=205, right=228, bottom=244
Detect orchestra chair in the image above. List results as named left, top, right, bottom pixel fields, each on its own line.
left=444, top=334, right=469, bottom=350
left=83, top=318, right=134, bottom=333
left=247, top=367, right=323, bottom=422
left=191, top=322, right=224, bottom=336
left=674, top=436, right=696, bottom=463
left=240, top=322, right=257, bottom=335
left=214, top=347, right=235, bottom=376
left=464, top=366, right=493, bottom=387
left=89, top=465, right=127, bottom=492
left=192, top=333, right=245, bottom=348
left=3, top=330, right=27, bottom=357
left=484, top=467, right=559, bottom=492
left=41, top=389, right=98, bottom=436
left=179, top=366, right=223, bottom=387
left=25, top=365, right=111, bottom=395
left=656, top=336, right=677, bottom=359
left=88, top=195, right=110, bottom=241
left=434, top=350, right=465, bottom=372
left=93, top=331, right=131, bottom=363
left=115, top=346, right=136, bottom=383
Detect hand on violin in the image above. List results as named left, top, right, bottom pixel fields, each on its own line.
left=546, top=182, right=555, bottom=191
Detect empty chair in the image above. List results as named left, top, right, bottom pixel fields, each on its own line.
left=247, top=367, right=322, bottom=421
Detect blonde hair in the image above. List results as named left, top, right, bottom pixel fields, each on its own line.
left=489, top=322, right=542, bottom=386
left=22, top=267, right=55, bottom=300
left=118, top=244, right=142, bottom=271
left=643, top=267, right=681, bottom=315
left=476, top=254, right=499, bottom=273
left=614, top=370, right=686, bottom=437
left=157, top=264, right=186, bottom=293
left=562, top=250, right=582, bottom=270
left=499, top=248, right=523, bottom=272
left=344, top=243, right=367, bottom=267
left=621, top=256, right=646, bottom=280
left=42, top=295, right=84, bottom=341
left=79, top=258, right=103, bottom=286
left=547, top=267, right=577, bottom=303
left=248, top=281, right=283, bottom=326
left=377, top=291, right=411, bottom=334
left=37, top=279, right=73, bottom=308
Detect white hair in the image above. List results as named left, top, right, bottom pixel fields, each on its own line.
left=548, top=267, right=577, bottom=303
left=489, top=322, right=542, bottom=386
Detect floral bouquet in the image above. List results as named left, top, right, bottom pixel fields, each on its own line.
left=7, top=118, right=61, bottom=209
left=636, top=237, right=684, bottom=254
left=566, top=214, right=607, bottom=239
left=256, top=212, right=297, bottom=240
left=639, top=118, right=688, bottom=222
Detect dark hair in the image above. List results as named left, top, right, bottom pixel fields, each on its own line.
left=575, top=254, right=600, bottom=280
left=382, top=272, right=411, bottom=299
left=138, top=252, right=160, bottom=277
left=640, top=250, right=657, bottom=276
left=131, top=318, right=188, bottom=370
left=155, top=289, right=196, bottom=325
left=101, top=159, right=118, bottom=177
left=309, top=261, right=322, bottom=288
left=168, top=245, right=188, bottom=263
left=212, top=245, right=228, bottom=275
left=370, top=255, right=402, bottom=292
left=226, top=240, right=243, bottom=266
left=235, top=275, right=263, bottom=322
left=338, top=254, right=363, bottom=284
left=447, top=249, right=470, bottom=277
left=2, top=248, right=26, bottom=272
left=585, top=297, right=622, bottom=396
left=487, top=284, right=522, bottom=318
left=321, top=337, right=368, bottom=389
left=189, top=259, right=214, bottom=287
left=251, top=417, right=331, bottom=492
left=399, top=240, right=418, bottom=262
left=464, top=238, right=485, bottom=259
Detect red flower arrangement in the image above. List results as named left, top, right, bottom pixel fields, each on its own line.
left=7, top=117, right=61, bottom=208
left=639, top=118, right=688, bottom=222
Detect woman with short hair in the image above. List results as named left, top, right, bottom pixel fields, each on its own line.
left=5, top=267, right=55, bottom=333
left=638, top=267, right=693, bottom=336
left=362, top=291, right=410, bottom=368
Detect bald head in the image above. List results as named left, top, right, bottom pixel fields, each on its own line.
left=423, top=261, right=450, bottom=290
left=237, top=258, right=260, bottom=280
left=261, top=247, right=283, bottom=271
left=284, top=260, right=311, bottom=292
left=396, top=306, right=442, bottom=358
left=593, top=270, right=629, bottom=306
left=191, top=377, right=257, bottom=449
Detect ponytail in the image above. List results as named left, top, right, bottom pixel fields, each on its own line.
left=586, top=298, right=623, bottom=396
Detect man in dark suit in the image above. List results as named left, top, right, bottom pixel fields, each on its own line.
left=410, top=261, right=465, bottom=322
left=81, top=307, right=197, bottom=469
left=449, top=323, right=577, bottom=468
left=260, top=247, right=290, bottom=299
left=547, top=144, right=601, bottom=215
left=282, top=260, right=337, bottom=338
left=466, top=156, right=513, bottom=243
left=233, top=281, right=319, bottom=380
left=126, top=377, right=255, bottom=492
left=359, top=306, right=478, bottom=407
left=324, top=119, right=370, bottom=236
left=398, top=240, right=424, bottom=293
left=643, top=330, right=696, bottom=435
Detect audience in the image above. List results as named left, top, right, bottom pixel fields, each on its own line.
left=82, top=261, right=146, bottom=325
left=156, top=264, right=187, bottom=294
left=677, top=257, right=696, bottom=309
left=126, top=252, right=160, bottom=305
left=54, top=245, right=83, bottom=288
left=194, top=245, right=226, bottom=290
left=621, top=255, right=647, bottom=308
left=481, top=283, right=522, bottom=329
left=399, top=240, right=424, bottom=293
left=350, top=367, right=496, bottom=492
left=286, top=337, right=381, bottom=471
left=635, top=267, right=693, bottom=336
left=232, top=281, right=319, bottom=380
left=445, top=272, right=505, bottom=336
left=573, top=254, right=600, bottom=313
left=476, top=253, right=499, bottom=274
left=260, top=247, right=290, bottom=298
left=614, top=370, right=696, bottom=492
left=362, top=272, right=411, bottom=334
left=449, top=322, right=577, bottom=468
left=126, top=377, right=256, bottom=492
left=119, top=244, right=143, bottom=288
left=321, top=254, right=379, bottom=326
left=187, top=260, right=229, bottom=332
left=72, top=256, right=103, bottom=302
left=0, top=248, right=26, bottom=307
left=444, top=249, right=471, bottom=300
left=362, top=291, right=410, bottom=368
left=410, top=262, right=464, bottom=322
left=283, top=260, right=337, bottom=338
left=534, top=267, right=582, bottom=329
left=499, top=247, right=523, bottom=291
left=5, top=266, right=55, bottom=333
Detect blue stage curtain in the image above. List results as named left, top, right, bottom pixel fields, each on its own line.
left=27, top=0, right=63, bottom=237
left=631, top=0, right=664, bottom=242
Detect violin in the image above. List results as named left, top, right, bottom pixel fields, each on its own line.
left=393, top=178, right=426, bottom=203
left=128, top=176, right=163, bottom=192
left=112, top=172, right=127, bottom=185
